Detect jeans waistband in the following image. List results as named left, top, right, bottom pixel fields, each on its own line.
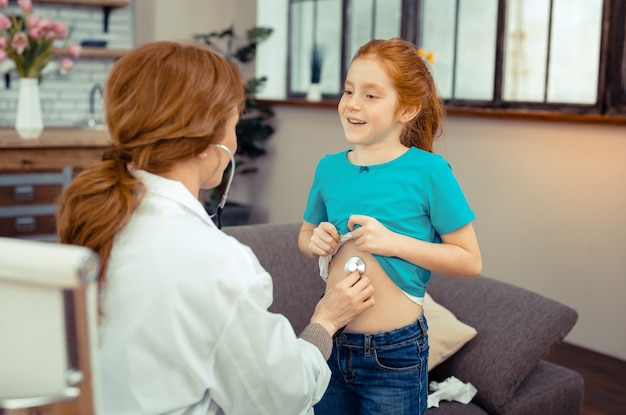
left=334, top=315, right=428, bottom=348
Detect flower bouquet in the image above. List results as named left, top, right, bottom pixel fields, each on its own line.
left=0, top=0, right=82, bottom=138
left=0, top=0, right=81, bottom=77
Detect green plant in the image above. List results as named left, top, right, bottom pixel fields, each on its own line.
left=193, top=25, right=274, bottom=207
left=310, top=44, right=323, bottom=84
left=194, top=26, right=274, bottom=173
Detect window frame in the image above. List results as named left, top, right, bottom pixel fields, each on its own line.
left=283, top=0, right=626, bottom=119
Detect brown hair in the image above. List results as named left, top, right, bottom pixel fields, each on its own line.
left=353, top=38, right=444, bottom=152
left=56, top=41, right=245, bottom=288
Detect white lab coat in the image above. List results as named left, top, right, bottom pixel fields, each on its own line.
left=99, top=170, right=330, bottom=415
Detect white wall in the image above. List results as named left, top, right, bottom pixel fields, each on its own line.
left=135, top=0, right=256, bottom=46
left=141, top=0, right=626, bottom=361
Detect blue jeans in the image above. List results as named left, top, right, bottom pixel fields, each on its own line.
left=314, top=316, right=429, bottom=415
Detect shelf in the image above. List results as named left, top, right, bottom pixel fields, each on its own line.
left=35, top=0, right=130, bottom=32
left=53, top=46, right=129, bottom=59
left=34, top=0, right=129, bottom=7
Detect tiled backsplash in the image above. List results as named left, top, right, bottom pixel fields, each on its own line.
left=0, top=3, right=134, bottom=128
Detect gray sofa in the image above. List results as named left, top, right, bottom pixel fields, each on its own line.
left=225, top=223, right=584, bottom=414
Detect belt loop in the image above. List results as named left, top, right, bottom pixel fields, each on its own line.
left=417, top=313, right=428, bottom=340
left=364, top=334, right=371, bottom=357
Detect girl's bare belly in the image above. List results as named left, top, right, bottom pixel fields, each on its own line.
left=326, top=240, right=422, bottom=333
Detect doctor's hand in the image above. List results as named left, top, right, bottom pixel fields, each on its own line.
left=348, top=215, right=397, bottom=257
left=311, top=272, right=375, bottom=335
left=308, top=222, right=340, bottom=257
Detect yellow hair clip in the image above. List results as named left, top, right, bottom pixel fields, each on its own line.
left=417, top=47, right=436, bottom=65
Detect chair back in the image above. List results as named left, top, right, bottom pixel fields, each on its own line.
left=0, top=237, right=101, bottom=414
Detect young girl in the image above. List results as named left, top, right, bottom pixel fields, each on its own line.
left=298, top=38, right=482, bottom=414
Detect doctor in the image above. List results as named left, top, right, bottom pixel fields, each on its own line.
left=56, top=41, right=375, bottom=415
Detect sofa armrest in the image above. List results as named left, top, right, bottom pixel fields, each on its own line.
left=425, top=361, right=583, bottom=415
left=501, top=361, right=583, bottom=415
left=427, top=273, right=579, bottom=413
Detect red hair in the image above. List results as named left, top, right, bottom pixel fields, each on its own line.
left=353, top=38, right=444, bottom=152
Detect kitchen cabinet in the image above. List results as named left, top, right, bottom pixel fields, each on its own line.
left=0, top=128, right=110, bottom=240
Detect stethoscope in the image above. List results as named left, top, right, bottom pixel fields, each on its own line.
left=213, top=143, right=367, bottom=275
left=208, top=145, right=368, bottom=280
left=344, top=256, right=366, bottom=275
left=209, top=144, right=236, bottom=229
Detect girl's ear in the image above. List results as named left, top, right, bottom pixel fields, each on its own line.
left=399, top=105, right=420, bottom=123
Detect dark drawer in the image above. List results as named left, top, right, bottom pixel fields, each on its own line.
left=0, top=183, right=63, bottom=206
left=0, top=168, right=72, bottom=238
left=0, top=214, right=57, bottom=238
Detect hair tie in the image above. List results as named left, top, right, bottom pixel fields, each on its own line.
left=102, top=145, right=133, bottom=163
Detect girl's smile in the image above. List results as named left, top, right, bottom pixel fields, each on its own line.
left=338, top=57, right=414, bottom=155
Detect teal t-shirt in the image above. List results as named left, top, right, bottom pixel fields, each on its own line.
left=303, top=147, right=475, bottom=297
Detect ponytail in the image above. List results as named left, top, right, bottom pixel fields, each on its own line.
left=56, top=154, right=142, bottom=285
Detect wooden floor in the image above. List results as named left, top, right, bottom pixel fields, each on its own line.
left=545, top=342, right=626, bottom=415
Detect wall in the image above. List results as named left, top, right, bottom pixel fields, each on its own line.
left=135, top=0, right=231, bottom=44
left=134, top=0, right=256, bottom=46
left=252, top=106, right=626, bottom=361
left=133, top=0, right=257, bottom=81
left=0, top=2, right=133, bottom=127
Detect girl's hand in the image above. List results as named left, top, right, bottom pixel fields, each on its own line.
left=309, top=222, right=340, bottom=257
left=348, top=215, right=396, bottom=256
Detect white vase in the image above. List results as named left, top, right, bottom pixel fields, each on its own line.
left=306, top=83, right=322, bottom=102
left=15, top=78, right=44, bottom=139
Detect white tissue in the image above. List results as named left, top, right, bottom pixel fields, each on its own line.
left=427, top=376, right=478, bottom=408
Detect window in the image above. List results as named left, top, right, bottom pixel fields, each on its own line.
left=256, top=0, right=626, bottom=118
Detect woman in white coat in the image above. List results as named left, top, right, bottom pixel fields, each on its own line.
left=56, top=41, right=375, bottom=415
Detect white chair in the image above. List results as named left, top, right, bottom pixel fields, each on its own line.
left=0, top=237, right=101, bottom=415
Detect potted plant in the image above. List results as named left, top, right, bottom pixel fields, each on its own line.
left=306, top=43, right=323, bottom=101
left=193, top=25, right=274, bottom=225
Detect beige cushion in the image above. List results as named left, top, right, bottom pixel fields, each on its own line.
left=424, top=292, right=477, bottom=371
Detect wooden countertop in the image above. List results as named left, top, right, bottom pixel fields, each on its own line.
left=0, top=128, right=111, bottom=170
left=0, top=128, right=111, bottom=149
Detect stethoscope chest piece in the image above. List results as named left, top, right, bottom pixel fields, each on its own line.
left=344, top=256, right=366, bottom=275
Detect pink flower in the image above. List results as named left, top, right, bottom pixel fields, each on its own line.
left=53, top=22, right=68, bottom=40
left=11, top=32, right=28, bottom=54
left=44, top=29, right=57, bottom=40
left=37, top=17, right=53, bottom=30
left=0, top=35, right=6, bottom=48
left=0, top=49, right=7, bottom=62
left=0, top=0, right=8, bottom=8
left=27, top=15, right=38, bottom=25
left=29, top=25, right=45, bottom=40
left=18, top=0, right=32, bottom=14
left=0, top=13, right=11, bottom=30
left=67, top=43, right=81, bottom=57
left=60, top=57, right=73, bottom=72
